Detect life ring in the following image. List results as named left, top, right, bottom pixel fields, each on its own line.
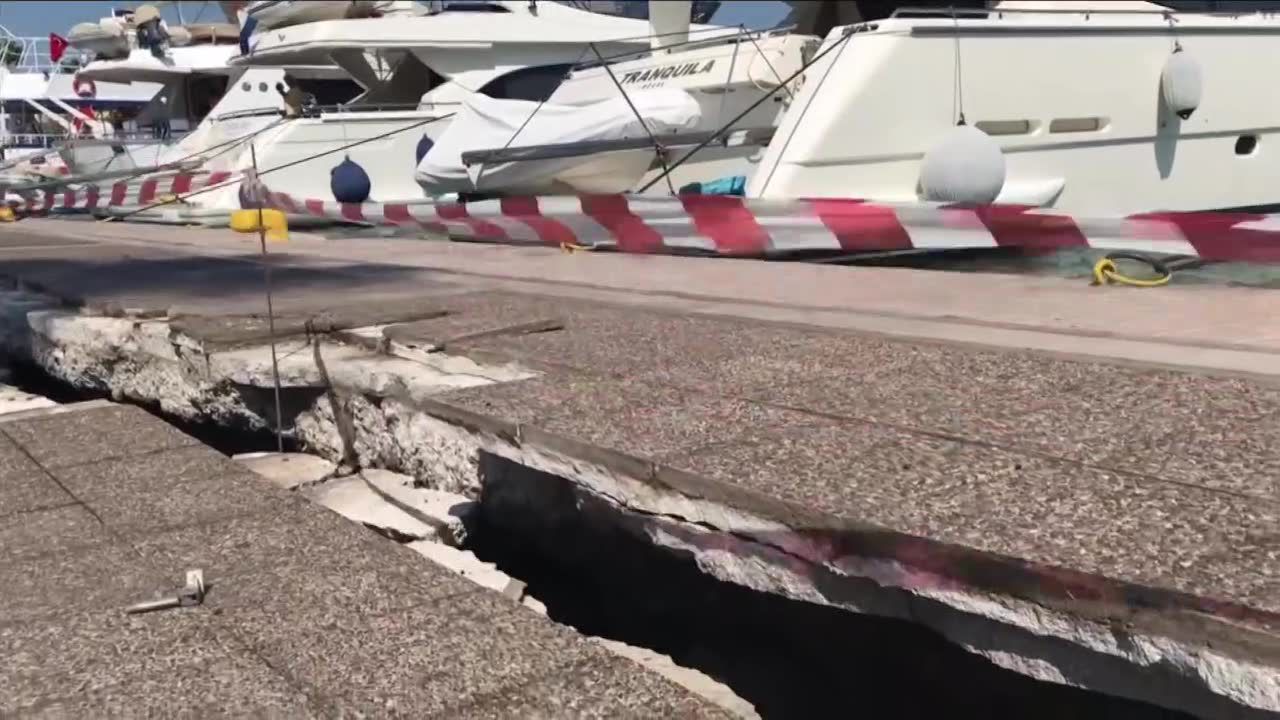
left=73, top=76, right=96, bottom=98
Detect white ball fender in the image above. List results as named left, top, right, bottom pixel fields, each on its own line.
left=919, top=124, right=1006, bottom=205
left=1161, top=48, right=1202, bottom=120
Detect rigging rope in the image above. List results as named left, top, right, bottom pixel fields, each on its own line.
left=112, top=111, right=457, bottom=220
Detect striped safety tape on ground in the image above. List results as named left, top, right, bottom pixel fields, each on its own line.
left=256, top=187, right=1280, bottom=263
left=2, top=171, right=236, bottom=215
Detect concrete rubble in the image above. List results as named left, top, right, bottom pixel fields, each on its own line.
left=360, top=468, right=475, bottom=546
left=304, top=476, right=442, bottom=541
left=232, top=452, right=336, bottom=490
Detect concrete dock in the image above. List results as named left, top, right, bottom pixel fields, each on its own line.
left=0, top=401, right=727, bottom=716
left=1, top=218, right=1277, bottom=716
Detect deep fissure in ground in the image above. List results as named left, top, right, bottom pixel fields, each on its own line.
left=3, top=360, right=294, bottom=455
left=467, top=453, right=1193, bottom=719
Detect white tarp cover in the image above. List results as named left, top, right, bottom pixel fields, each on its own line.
left=415, top=88, right=701, bottom=195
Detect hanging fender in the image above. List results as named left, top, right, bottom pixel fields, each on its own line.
left=1161, top=46, right=1203, bottom=120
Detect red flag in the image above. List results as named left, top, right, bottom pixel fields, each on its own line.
left=49, top=33, right=68, bottom=63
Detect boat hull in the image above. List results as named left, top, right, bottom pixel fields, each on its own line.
left=750, top=11, right=1280, bottom=215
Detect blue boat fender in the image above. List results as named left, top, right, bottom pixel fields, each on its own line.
left=331, top=156, right=372, bottom=204
left=415, top=134, right=434, bottom=164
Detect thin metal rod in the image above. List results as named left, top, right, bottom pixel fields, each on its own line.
left=638, top=29, right=854, bottom=194
left=717, top=28, right=742, bottom=126
left=588, top=42, right=677, bottom=196
left=250, top=142, right=285, bottom=453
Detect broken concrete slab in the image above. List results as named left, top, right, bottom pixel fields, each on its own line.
left=169, top=301, right=452, bottom=350
left=593, top=638, right=760, bottom=720
left=0, top=384, right=55, bottom=416
left=304, top=477, right=440, bottom=541
left=233, top=452, right=336, bottom=490
left=3, top=235, right=1278, bottom=716
left=405, top=539, right=540, bottom=612
left=361, top=468, right=475, bottom=546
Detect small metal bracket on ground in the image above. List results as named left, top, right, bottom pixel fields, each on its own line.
left=125, top=569, right=206, bottom=615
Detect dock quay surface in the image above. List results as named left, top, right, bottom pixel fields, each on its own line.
left=0, top=218, right=1278, bottom=717
left=0, top=401, right=726, bottom=717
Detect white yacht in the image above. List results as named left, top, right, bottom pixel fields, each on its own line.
left=748, top=0, right=1280, bottom=215
left=57, top=10, right=254, bottom=177
left=186, top=0, right=681, bottom=216
left=418, top=1, right=818, bottom=196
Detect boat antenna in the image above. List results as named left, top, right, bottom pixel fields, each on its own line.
left=951, top=5, right=965, bottom=126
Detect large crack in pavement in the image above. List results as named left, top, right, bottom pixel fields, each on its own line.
left=0, top=285, right=1273, bottom=718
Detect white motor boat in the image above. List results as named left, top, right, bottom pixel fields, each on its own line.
left=199, top=0, right=687, bottom=216
left=749, top=0, right=1280, bottom=215
left=420, top=2, right=819, bottom=196
left=59, top=39, right=247, bottom=176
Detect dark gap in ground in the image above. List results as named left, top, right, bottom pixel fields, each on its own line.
left=3, top=360, right=293, bottom=455
left=466, top=452, right=1192, bottom=720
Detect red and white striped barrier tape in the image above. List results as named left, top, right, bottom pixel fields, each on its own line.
left=257, top=186, right=1280, bottom=263
left=2, top=170, right=236, bottom=215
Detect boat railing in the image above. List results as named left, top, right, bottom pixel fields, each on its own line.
left=0, top=31, right=81, bottom=75
left=891, top=4, right=1280, bottom=20
left=460, top=126, right=776, bottom=166
left=314, top=102, right=432, bottom=114
left=212, top=106, right=290, bottom=122
left=62, top=131, right=192, bottom=146
left=571, top=24, right=793, bottom=73
left=0, top=132, right=64, bottom=150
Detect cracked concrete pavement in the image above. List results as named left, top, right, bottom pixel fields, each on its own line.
left=0, top=219, right=1277, bottom=716
left=0, top=402, right=730, bottom=717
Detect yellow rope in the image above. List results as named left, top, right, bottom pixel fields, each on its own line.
left=1090, top=257, right=1171, bottom=288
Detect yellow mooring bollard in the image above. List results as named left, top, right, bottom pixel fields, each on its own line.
left=229, top=208, right=288, bottom=242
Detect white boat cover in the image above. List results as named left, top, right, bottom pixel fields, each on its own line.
left=415, top=88, right=701, bottom=195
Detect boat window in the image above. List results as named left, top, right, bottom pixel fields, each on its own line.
left=975, top=120, right=1032, bottom=136
left=294, top=78, right=364, bottom=107
left=187, top=75, right=230, bottom=121
left=478, top=63, right=573, bottom=102
left=1049, top=117, right=1104, bottom=133
left=1236, top=135, right=1259, bottom=155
